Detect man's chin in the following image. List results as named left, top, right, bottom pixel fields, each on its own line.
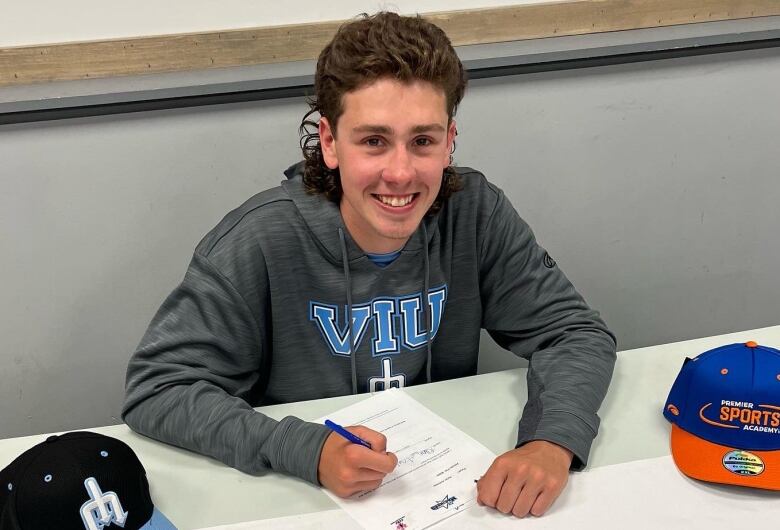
left=367, top=211, right=431, bottom=248
left=375, top=225, right=421, bottom=244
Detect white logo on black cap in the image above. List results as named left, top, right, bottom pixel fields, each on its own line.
left=79, top=477, right=128, bottom=530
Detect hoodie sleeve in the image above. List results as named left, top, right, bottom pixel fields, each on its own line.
left=121, top=251, right=331, bottom=483
left=479, top=187, right=617, bottom=470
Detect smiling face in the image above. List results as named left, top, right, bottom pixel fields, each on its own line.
left=320, top=77, right=457, bottom=254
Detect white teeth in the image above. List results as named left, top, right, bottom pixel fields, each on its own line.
left=377, top=195, right=414, bottom=207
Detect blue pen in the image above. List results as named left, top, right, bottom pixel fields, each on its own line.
left=324, top=419, right=373, bottom=449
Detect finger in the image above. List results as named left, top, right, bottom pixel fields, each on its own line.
left=361, top=450, right=397, bottom=474
left=344, top=444, right=397, bottom=474
left=349, top=425, right=388, bottom=452
left=385, top=451, right=398, bottom=470
left=350, top=478, right=385, bottom=495
left=529, top=482, right=564, bottom=517
left=476, top=467, right=506, bottom=508
left=330, top=477, right=384, bottom=499
left=352, top=467, right=387, bottom=482
left=511, top=484, right=543, bottom=518
left=495, top=476, right=525, bottom=514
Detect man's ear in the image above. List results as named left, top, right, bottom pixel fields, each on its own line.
left=445, top=120, right=457, bottom=167
left=320, top=117, right=339, bottom=170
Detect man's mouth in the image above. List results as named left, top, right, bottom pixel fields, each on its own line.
left=373, top=194, right=417, bottom=207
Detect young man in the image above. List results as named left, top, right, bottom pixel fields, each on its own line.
left=123, top=12, right=616, bottom=518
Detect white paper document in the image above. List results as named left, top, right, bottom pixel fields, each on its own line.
left=317, top=388, right=496, bottom=530
left=197, top=456, right=780, bottom=530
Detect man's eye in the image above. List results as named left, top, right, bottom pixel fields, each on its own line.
left=365, top=138, right=382, bottom=147
left=415, top=137, right=433, bottom=147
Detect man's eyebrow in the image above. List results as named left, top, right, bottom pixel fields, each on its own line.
left=410, top=124, right=446, bottom=134
left=351, top=124, right=446, bottom=135
left=352, top=125, right=393, bottom=135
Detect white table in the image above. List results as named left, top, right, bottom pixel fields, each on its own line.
left=2, top=325, right=779, bottom=529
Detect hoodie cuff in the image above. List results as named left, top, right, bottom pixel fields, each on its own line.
left=272, top=416, right=332, bottom=484
left=516, top=409, right=599, bottom=471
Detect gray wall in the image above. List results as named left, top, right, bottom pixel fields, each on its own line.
left=1, top=47, right=778, bottom=438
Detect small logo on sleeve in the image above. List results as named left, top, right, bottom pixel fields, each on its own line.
left=543, top=253, right=556, bottom=269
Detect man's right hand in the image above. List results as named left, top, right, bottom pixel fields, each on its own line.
left=317, top=425, right=398, bottom=497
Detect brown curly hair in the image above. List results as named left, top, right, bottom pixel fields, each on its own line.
left=299, top=12, right=467, bottom=214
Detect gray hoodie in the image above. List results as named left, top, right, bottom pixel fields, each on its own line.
left=122, top=163, right=616, bottom=485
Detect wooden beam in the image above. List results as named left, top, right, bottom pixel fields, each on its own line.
left=1, top=0, right=778, bottom=87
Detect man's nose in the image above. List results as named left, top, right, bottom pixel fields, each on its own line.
left=382, top=146, right=414, bottom=184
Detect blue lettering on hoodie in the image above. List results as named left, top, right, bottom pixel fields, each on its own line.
left=309, top=285, right=447, bottom=357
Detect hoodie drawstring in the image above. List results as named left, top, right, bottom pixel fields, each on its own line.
left=422, top=223, right=432, bottom=384
left=338, top=228, right=358, bottom=395
left=338, top=223, right=433, bottom=395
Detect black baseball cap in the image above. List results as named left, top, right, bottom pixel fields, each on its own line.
left=0, top=431, right=176, bottom=530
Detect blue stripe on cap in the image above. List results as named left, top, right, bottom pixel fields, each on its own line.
left=139, top=508, right=178, bottom=529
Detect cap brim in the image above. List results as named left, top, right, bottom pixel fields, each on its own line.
left=139, top=508, right=178, bottom=530
left=670, top=424, right=780, bottom=491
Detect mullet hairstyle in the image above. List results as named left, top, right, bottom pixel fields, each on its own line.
left=299, top=12, right=468, bottom=214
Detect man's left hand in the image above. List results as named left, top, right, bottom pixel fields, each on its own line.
left=476, top=440, right=573, bottom=518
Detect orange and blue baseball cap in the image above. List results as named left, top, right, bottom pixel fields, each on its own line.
left=663, top=341, right=780, bottom=490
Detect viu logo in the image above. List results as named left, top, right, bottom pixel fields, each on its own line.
left=310, top=286, right=447, bottom=356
